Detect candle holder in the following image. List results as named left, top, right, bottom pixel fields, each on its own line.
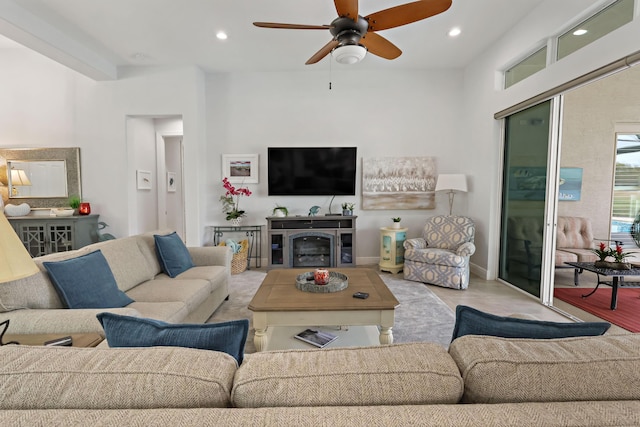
left=79, top=202, right=91, bottom=215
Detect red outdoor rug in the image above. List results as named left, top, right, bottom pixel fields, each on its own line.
left=554, top=287, right=640, bottom=333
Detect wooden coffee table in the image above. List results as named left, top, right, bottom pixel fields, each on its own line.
left=248, top=268, right=399, bottom=352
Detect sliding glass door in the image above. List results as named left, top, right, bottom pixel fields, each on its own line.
left=499, top=101, right=556, bottom=298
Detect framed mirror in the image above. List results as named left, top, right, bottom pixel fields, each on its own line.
left=0, top=147, right=81, bottom=209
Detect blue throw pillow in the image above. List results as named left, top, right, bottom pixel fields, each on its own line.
left=451, top=305, right=610, bottom=342
left=96, top=313, right=249, bottom=364
left=43, top=250, right=134, bottom=309
left=154, top=232, right=194, bottom=278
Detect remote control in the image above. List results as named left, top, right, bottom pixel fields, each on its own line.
left=44, top=336, right=73, bottom=346
left=353, top=292, right=369, bottom=299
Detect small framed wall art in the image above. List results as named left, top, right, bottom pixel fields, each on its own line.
left=167, top=172, right=177, bottom=193
left=222, top=154, right=259, bottom=184
left=137, top=170, right=152, bottom=190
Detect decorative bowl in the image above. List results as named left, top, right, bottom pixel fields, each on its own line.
left=53, top=208, right=75, bottom=217
left=4, top=203, right=31, bottom=217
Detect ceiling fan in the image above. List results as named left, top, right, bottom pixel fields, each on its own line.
left=253, top=0, right=452, bottom=65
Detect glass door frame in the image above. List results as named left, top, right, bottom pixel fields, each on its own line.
left=496, top=95, right=564, bottom=306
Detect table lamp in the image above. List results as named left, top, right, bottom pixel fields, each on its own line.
left=0, top=211, right=39, bottom=283
left=9, top=168, right=31, bottom=196
left=435, top=174, right=468, bottom=215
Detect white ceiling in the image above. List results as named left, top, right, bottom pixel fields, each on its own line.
left=1, top=0, right=550, bottom=75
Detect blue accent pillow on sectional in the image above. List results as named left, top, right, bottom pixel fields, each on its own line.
left=154, top=232, right=194, bottom=278
left=96, top=312, right=249, bottom=364
left=43, top=250, right=134, bottom=309
left=451, top=305, right=610, bottom=342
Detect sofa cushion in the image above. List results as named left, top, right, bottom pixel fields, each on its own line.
left=0, top=271, right=64, bottom=312
left=81, top=236, right=157, bottom=292
left=231, top=342, right=463, bottom=407
left=97, top=313, right=248, bottom=364
left=43, top=250, right=134, bottom=309
left=0, top=345, right=237, bottom=409
left=449, top=334, right=640, bottom=403
left=451, top=305, right=610, bottom=341
left=154, top=232, right=194, bottom=278
left=126, top=278, right=211, bottom=312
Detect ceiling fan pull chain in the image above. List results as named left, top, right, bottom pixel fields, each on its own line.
left=329, top=54, right=332, bottom=90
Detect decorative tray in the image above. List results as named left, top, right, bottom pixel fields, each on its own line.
left=295, top=271, right=348, bottom=293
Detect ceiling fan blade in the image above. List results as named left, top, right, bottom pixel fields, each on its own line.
left=253, top=22, right=331, bottom=30
left=360, top=32, right=401, bottom=60
left=306, top=40, right=340, bottom=65
left=334, top=0, right=358, bottom=21
left=365, top=0, right=452, bottom=32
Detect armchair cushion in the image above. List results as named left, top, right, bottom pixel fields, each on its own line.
left=404, top=238, right=427, bottom=250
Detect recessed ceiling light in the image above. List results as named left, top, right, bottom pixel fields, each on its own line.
left=573, top=28, right=588, bottom=36
left=216, top=31, right=228, bottom=40
left=448, top=27, right=461, bottom=37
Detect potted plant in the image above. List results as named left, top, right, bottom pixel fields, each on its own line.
left=342, top=202, right=355, bottom=216
left=219, top=177, right=252, bottom=226
left=272, top=205, right=288, bottom=217
left=68, top=195, right=81, bottom=214
left=391, top=217, right=402, bottom=229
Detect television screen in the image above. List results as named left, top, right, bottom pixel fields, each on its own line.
left=268, top=147, right=357, bottom=196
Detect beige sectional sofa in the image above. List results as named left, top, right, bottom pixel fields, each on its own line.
left=1, top=334, right=639, bottom=426
left=0, top=230, right=232, bottom=334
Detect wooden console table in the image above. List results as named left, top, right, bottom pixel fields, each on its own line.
left=565, top=261, right=640, bottom=310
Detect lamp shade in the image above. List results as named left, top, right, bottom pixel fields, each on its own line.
left=435, top=174, right=467, bottom=192
left=0, top=212, right=39, bottom=283
left=332, top=44, right=367, bottom=65
left=10, top=169, right=31, bottom=186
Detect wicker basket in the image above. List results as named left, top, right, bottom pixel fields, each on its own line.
left=219, top=239, right=249, bottom=274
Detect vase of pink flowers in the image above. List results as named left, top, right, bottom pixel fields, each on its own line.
left=220, top=177, right=252, bottom=225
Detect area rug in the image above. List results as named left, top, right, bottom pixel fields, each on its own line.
left=208, top=270, right=456, bottom=353
left=554, top=287, right=640, bottom=333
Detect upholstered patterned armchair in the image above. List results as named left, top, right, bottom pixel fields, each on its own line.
left=403, top=215, right=475, bottom=290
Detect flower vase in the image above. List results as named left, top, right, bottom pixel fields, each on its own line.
left=230, top=218, right=242, bottom=227
left=391, top=222, right=401, bottom=229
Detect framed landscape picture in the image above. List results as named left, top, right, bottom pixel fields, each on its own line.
left=222, top=154, right=259, bottom=183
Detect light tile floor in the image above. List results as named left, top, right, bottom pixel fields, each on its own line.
left=379, top=267, right=629, bottom=335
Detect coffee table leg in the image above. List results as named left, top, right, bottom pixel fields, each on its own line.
left=253, top=312, right=268, bottom=352
left=379, top=327, right=393, bottom=345
left=611, top=277, right=619, bottom=310
left=254, top=328, right=268, bottom=352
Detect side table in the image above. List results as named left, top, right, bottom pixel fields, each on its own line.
left=3, top=333, right=104, bottom=347
left=379, top=227, right=408, bottom=274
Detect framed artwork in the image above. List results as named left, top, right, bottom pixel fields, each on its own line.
left=508, top=167, right=582, bottom=201
left=167, top=172, right=176, bottom=193
left=222, top=154, right=259, bottom=183
left=362, top=157, right=437, bottom=210
left=137, top=170, right=152, bottom=190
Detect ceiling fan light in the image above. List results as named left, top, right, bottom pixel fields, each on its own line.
left=332, top=44, right=367, bottom=65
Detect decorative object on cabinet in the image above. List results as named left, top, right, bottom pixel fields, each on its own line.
left=0, top=211, right=39, bottom=283
left=380, top=226, right=408, bottom=274
left=342, top=202, right=354, bottom=216
left=4, top=203, right=31, bottom=217
left=222, top=154, right=259, bottom=184
left=0, top=147, right=82, bottom=209
left=78, top=203, right=91, bottom=215
left=435, top=174, right=467, bottom=215
left=7, top=214, right=100, bottom=257
left=220, top=177, right=252, bottom=222
left=308, top=206, right=321, bottom=216
left=362, top=156, right=436, bottom=210
left=391, top=217, right=402, bottom=229
left=267, top=216, right=356, bottom=268
left=52, top=208, right=74, bottom=217
left=136, top=170, right=152, bottom=190
left=272, top=205, right=288, bottom=217
left=68, top=195, right=81, bottom=212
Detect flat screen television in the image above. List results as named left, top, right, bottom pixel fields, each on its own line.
left=268, top=147, right=357, bottom=196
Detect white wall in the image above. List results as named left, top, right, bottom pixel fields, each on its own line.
left=206, top=69, right=464, bottom=262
